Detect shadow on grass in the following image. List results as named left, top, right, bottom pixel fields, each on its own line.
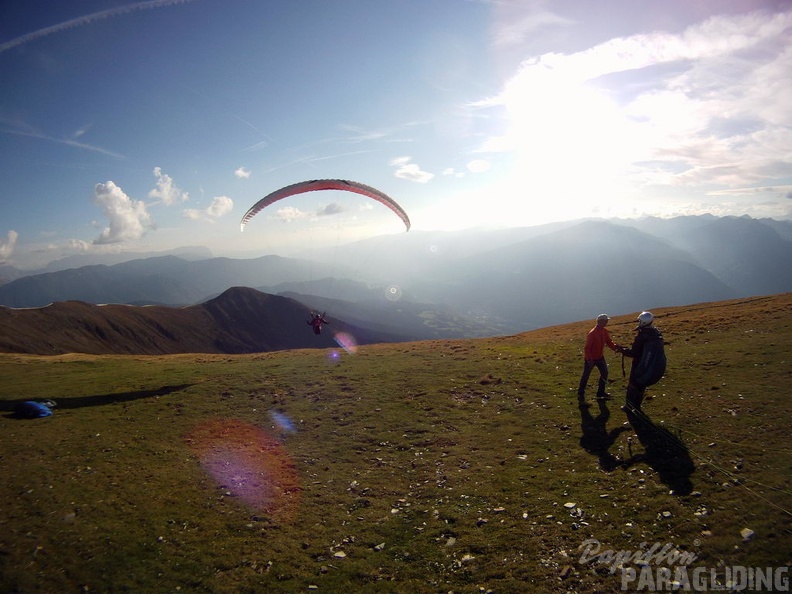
left=1, top=384, right=193, bottom=416
left=622, top=407, right=696, bottom=495
left=579, top=399, right=631, bottom=472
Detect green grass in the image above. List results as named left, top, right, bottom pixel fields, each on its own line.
left=1, top=294, right=791, bottom=593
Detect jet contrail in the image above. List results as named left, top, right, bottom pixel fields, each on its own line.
left=0, top=0, right=198, bottom=55
left=0, top=127, right=126, bottom=159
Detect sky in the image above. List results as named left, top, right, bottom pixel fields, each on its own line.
left=1, top=0, right=791, bottom=269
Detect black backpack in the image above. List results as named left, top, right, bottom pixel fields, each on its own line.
left=632, top=329, right=666, bottom=387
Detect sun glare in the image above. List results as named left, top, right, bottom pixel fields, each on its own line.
left=492, top=62, right=644, bottom=221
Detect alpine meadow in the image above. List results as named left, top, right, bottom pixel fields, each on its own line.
left=1, top=293, right=790, bottom=593
left=3, top=2, right=792, bottom=592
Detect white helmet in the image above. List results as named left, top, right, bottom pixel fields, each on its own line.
left=637, top=311, right=654, bottom=327
left=596, top=313, right=610, bottom=323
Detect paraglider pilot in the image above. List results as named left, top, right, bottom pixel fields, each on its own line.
left=308, top=312, right=330, bottom=335
left=616, top=311, right=663, bottom=413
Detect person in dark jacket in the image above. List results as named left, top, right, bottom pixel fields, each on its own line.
left=617, top=311, right=662, bottom=413
left=307, top=312, right=330, bottom=335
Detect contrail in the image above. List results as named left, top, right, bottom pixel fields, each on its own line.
left=0, top=127, right=126, bottom=159
left=0, top=0, right=198, bottom=55
left=178, top=82, right=277, bottom=147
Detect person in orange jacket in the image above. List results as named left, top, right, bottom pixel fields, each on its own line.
left=577, top=313, right=622, bottom=401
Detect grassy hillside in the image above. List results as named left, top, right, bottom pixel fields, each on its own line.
left=1, top=294, right=790, bottom=593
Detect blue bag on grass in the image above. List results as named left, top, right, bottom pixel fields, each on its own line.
left=15, top=401, right=54, bottom=418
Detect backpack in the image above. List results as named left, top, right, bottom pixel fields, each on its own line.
left=632, top=330, right=666, bottom=387
left=14, top=401, right=53, bottom=419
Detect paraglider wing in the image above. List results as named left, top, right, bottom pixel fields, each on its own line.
left=240, top=179, right=410, bottom=232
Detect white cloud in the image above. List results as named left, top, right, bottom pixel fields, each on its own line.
left=390, top=156, right=435, bottom=183
left=442, top=167, right=466, bottom=178
left=148, top=166, right=189, bottom=205
left=316, top=202, right=345, bottom=217
left=207, top=196, right=233, bottom=217
left=0, top=230, right=18, bottom=261
left=184, top=196, right=234, bottom=221
left=234, top=167, right=251, bottom=179
left=68, top=239, right=92, bottom=252
left=72, top=124, right=91, bottom=139
left=471, top=7, right=792, bottom=221
left=274, top=206, right=306, bottom=223
left=93, top=181, right=154, bottom=244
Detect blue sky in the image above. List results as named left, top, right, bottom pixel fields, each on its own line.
left=1, top=0, right=790, bottom=268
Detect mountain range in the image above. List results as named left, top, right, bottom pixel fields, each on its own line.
left=1, top=215, right=791, bottom=345
left=0, top=287, right=408, bottom=355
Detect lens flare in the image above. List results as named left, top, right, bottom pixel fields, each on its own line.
left=333, top=331, right=358, bottom=354
left=186, top=418, right=301, bottom=521
left=269, top=410, right=296, bottom=434
left=385, top=285, right=403, bottom=301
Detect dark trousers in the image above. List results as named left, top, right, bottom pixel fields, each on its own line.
left=578, top=357, right=608, bottom=397
left=625, top=381, right=646, bottom=410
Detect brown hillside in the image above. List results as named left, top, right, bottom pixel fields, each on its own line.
left=0, top=286, right=373, bottom=355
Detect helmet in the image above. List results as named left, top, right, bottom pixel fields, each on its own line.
left=596, top=314, right=610, bottom=323
left=637, top=311, right=654, bottom=327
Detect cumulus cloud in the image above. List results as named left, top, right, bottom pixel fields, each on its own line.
left=183, top=196, right=234, bottom=221
left=207, top=196, right=233, bottom=217
left=316, top=202, right=345, bottom=217
left=0, top=230, right=18, bottom=262
left=68, top=239, right=92, bottom=252
left=93, top=181, right=154, bottom=244
left=148, top=166, right=189, bottom=205
left=390, top=156, right=435, bottom=183
left=274, top=206, right=306, bottom=223
left=234, top=167, right=251, bottom=179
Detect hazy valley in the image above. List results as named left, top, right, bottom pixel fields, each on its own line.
left=1, top=215, right=791, bottom=350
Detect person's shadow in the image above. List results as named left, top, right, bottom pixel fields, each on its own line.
left=579, top=399, right=630, bottom=471
left=622, top=407, right=695, bottom=495
left=1, top=384, right=192, bottom=418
